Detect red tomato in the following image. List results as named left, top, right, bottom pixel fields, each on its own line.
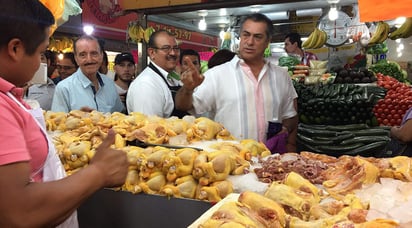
left=394, top=113, right=400, bottom=119
left=383, top=119, right=389, bottom=125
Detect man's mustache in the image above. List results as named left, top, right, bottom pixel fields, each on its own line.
left=84, top=62, right=98, bottom=66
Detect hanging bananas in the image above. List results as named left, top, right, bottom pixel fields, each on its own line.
left=368, top=21, right=390, bottom=46
left=127, top=21, right=144, bottom=43
left=127, top=21, right=156, bottom=44
left=388, top=17, right=412, bottom=40
left=144, top=27, right=155, bottom=44
left=302, top=28, right=327, bottom=49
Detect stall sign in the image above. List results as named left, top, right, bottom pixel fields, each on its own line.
left=148, top=21, right=218, bottom=49
left=117, top=0, right=204, bottom=10
left=82, top=0, right=138, bottom=40
left=358, top=0, right=412, bottom=22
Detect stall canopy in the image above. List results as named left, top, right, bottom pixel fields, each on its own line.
left=358, top=0, right=412, bottom=22
left=117, top=0, right=204, bottom=10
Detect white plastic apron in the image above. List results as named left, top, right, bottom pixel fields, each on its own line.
left=7, top=92, right=78, bottom=228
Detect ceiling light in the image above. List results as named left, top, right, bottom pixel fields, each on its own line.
left=395, top=17, right=406, bottom=28
left=199, top=18, right=207, bottom=31
left=83, top=25, right=94, bottom=35
left=328, top=4, right=338, bottom=21
left=250, top=5, right=261, bottom=13
left=219, top=8, right=227, bottom=16
left=264, top=12, right=289, bottom=21
left=296, top=8, right=323, bottom=17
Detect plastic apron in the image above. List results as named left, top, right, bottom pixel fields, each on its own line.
left=7, top=92, right=79, bottom=228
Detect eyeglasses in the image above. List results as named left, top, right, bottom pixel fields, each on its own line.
left=152, top=46, right=180, bottom=53
left=56, top=65, right=76, bottom=70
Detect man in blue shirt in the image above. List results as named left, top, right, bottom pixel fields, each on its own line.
left=51, top=35, right=124, bottom=113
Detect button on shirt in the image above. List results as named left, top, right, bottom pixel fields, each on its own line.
left=51, top=69, right=124, bottom=113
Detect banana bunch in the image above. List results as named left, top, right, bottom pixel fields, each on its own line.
left=127, top=22, right=145, bottom=43
left=302, top=28, right=327, bottom=49
left=389, top=17, right=412, bottom=40
left=143, top=26, right=155, bottom=44
left=48, top=36, right=73, bottom=52
left=368, top=21, right=390, bottom=46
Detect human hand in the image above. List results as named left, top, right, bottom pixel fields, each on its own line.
left=80, top=106, right=94, bottom=112
left=180, top=56, right=204, bottom=90
left=119, top=93, right=126, bottom=103
left=89, top=129, right=128, bottom=187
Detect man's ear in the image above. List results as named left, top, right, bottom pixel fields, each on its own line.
left=8, top=38, right=23, bottom=60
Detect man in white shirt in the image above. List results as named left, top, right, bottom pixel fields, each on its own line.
left=127, top=30, right=188, bottom=118
left=175, top=13, right=299, bottom=152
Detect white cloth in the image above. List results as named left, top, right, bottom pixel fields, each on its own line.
left=7, top=92, right=78, bottom=228
left=26, top=78, right=55, bottom=110
left=114, top=83, right=127, bottom=95
left=192, top=56, right=298, bottom=141
left=126, top=62, right=180, bottom=117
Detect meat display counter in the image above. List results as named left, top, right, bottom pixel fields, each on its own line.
left=78, top=189, right=213, bottom=228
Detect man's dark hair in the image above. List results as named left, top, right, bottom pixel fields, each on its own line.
left=0, top=0, right=55, bottom=55
left=208, top=49, right=236, bottom=69
left=179, top=49, right=200, bottom=65
left=285, top=32, right=302, bottom=49
left=62, top=52, right=78, bottom=68
left=73, top=35, right=102, bottom=54
left=45, top=50, right=57, bottom=66
left=147, top=29, right=176, bottom=49
left=239, top=13, right=274, bottom=41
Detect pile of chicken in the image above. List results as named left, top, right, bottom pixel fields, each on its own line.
left=212, top=152, right=412, bottom=227
left=199, top=172, right=400, bottom=227
left=45, top=110, right=271, bottom=202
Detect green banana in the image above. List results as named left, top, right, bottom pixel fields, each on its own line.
left=389, top=17, right=412, bottom=40
left=369, top=21, right=385, bottom=45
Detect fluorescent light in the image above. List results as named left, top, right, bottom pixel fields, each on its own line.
left=199, top=18, right=207, bottom=31
left=264, top=12, right=289, bottom=20
left=296, top=8, right=323, bottom=17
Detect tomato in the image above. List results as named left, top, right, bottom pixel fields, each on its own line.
left=387, top=114, right=393, bottom=120
left=394, top=113, right=400, bottom=119
left=383, top=119, right=389, bottom=125
left=390, top=109, right=397, bottom=115
left=390, top=119, right=397, bottom=125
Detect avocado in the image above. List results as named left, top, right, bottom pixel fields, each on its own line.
left=344, top=76, right=352, bottom=83
left=361, top=77, right=371, bottom=83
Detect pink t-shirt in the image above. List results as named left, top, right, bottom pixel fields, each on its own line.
left=0, top=78, right=47, bottom=182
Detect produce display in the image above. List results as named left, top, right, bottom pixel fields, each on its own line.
left=369, top=60, right=409, bottom=83
left=331, top=67, right=377, bottom=84
left=193, top=152, right=412, bottom=228
left=297, top=123, right=390, bottom=157
left=46, top=110, right=270, bottom=202
left=294, top=83, right=384, bottom=125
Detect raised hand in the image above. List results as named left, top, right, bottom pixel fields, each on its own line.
left=180, top=56, right=204, bottom=90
